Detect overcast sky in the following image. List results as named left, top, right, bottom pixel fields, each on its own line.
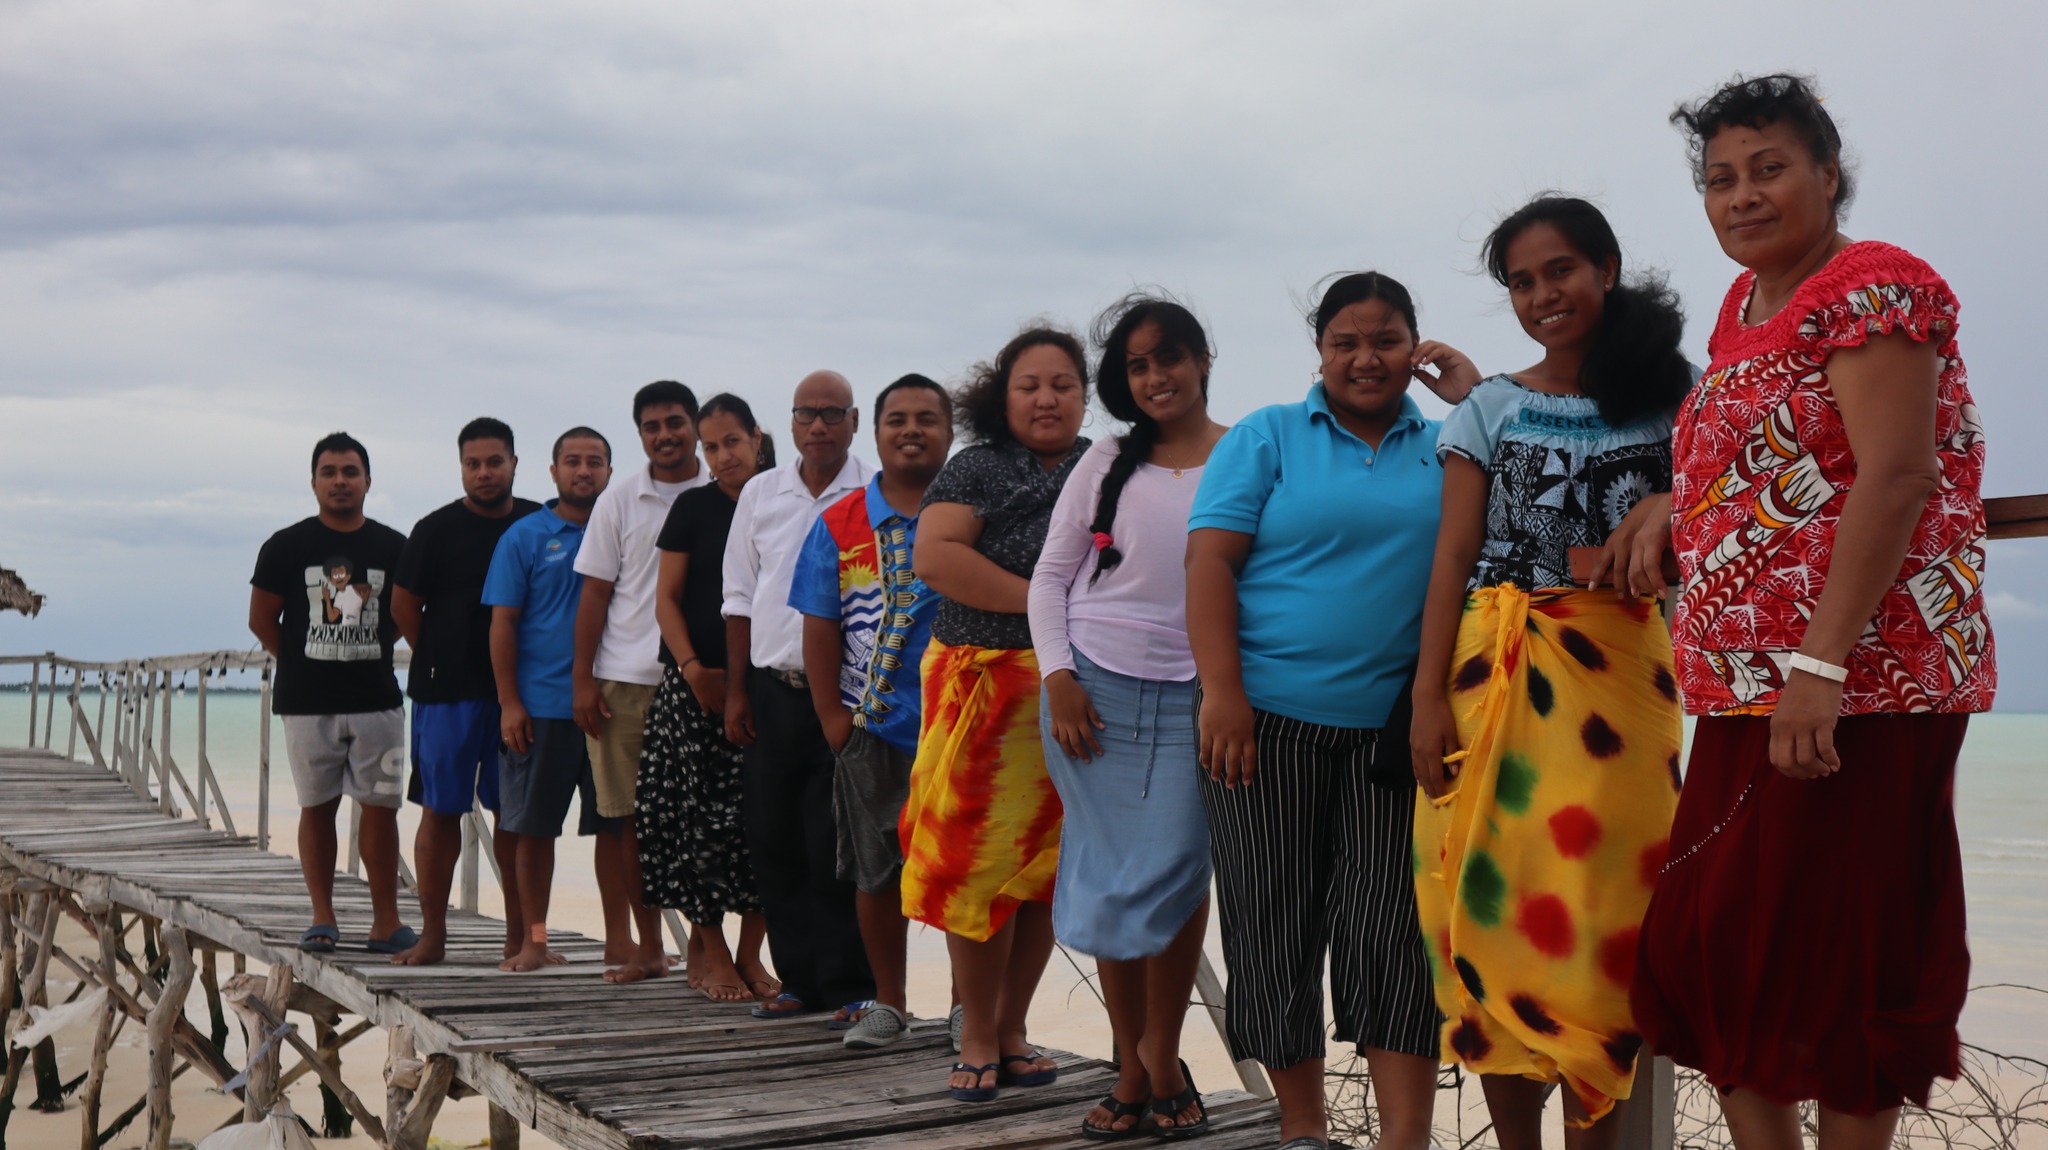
left=3, top=1, right=2044, bottom=705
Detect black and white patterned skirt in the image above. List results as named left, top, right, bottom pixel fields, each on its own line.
left=635, top=664, right=763, bottom=922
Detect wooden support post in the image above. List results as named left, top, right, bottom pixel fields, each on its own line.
left=143, top=927, right=193, bottom=1150
left=239, top=997, right=385, bottom=1145
left=1616, top=1054, right=1677, bottom=1150
left=27, top=657, right=39, bottom=747
left=384, top=1025, right=421, bottom=1138
left=258, top=664, right=273, bottom=852
left=488, top=1101, right=522, bottom=1150
left=224, top=965, right=292, bottom=1123
left=42, top=655, right=58, bottom=749
left=311, top=1016, right=353, bottom=1138
left=199, top=948, right=228, bottom=1059
left=1, top=892, right=60, bottom=1131
left=1193, top=951, right=1271, bottom=1099
left=391, top=1053, right=456, bottom=1150
left=66, top=667, right=81, bottom=762
left=79, top=906, right=119, bottom=1150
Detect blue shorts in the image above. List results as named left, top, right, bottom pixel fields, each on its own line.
left=411, top=699, right=502, bottom=816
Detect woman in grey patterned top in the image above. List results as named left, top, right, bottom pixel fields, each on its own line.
left=907, top=325, right=1090, bottom=1104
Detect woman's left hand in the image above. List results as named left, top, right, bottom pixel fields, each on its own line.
left=1044, top=670, right=1105, bottom=762
left=1412, top=341, right=1481, bottom=405
left=1769, top=670, right=1845, bottom=779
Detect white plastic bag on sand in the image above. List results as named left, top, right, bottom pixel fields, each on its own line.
left=8, top=987, right=107, bottom=1048
left=195, top=1113, right=315, bottom=1150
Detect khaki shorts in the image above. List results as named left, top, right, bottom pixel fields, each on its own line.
left=586, top=679, right=657, bottom=818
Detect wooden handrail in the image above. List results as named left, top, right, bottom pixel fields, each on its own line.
left=1568, top=493, right=2047, bottom=586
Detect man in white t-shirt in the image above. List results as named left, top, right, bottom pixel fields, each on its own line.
left=572, top=379, right=707, bottom=983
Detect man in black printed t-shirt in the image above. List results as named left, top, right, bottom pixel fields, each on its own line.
left=249, top=432, right=412, bottom=955
left=389, top=417, right=541, bottom=966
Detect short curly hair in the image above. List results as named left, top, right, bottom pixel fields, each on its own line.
left=1671, top=72, right=1855, bottom=213
left=954, top=325, right=1089, bottom=447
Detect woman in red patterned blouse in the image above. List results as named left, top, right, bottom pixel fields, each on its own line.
left=1622, top=74, right=1996, bottom=1150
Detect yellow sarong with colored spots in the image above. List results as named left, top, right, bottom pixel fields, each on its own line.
left=899, top=641, right=1062, bottom=942
left=1415, top=586, right=1681, bottom=1121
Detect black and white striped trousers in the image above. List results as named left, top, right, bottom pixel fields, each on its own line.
left=1198, top=707, right=1442, bottom=1069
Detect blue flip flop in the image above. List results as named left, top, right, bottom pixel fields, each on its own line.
left=298, top=924, right=339, bottom=954
left=949, top=1061, right=1001, bottom=1103
left=825, top=999, right=875, bottom=1031
left=364, top=925, right=419, bottom=955
left=997, top=1050, right=1058, bottom=1087
left=750, top=993, right=816, bottom=1019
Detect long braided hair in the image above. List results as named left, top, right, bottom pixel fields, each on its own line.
left=1086, top=292, right=1212, bottom=584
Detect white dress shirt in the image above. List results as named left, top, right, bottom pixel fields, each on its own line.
left=573, top=463, right=708, bottom=685
left=722, top=454, right=874, bottom=674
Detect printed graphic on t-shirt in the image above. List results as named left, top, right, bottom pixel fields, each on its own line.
left=304, top=559, right=386, bottom=661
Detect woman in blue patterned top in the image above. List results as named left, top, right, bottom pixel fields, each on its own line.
left=1408, top=196, right=1693, bottom=1150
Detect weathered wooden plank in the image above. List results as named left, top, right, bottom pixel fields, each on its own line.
left=0, top=750, right=1279, bottom=1150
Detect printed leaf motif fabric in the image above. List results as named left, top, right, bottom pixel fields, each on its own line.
left=1671, top=242, right=1995, bottom=716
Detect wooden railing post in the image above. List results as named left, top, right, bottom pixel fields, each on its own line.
left=258, top=664, right=274, bottom=852
left=41, top=656, right=56, bottom=750
left=65, top=665, right=81, bottom=762
left=26, top=657, right=38, bottom=748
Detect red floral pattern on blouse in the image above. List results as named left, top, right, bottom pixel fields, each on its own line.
left=1671, top=241, right=1995, bottom=716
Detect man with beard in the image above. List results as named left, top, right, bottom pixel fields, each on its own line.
left=789, top=374, right=953, bottom=1047
left=250, top=432, right=410, bottom=954
left=390, top=417, right=542, bottom=965
left=723, top=370, right=877, bottom=1019
left=574, top=381, right=707, bottom=981
left=484, top=427, right=623, bottom=971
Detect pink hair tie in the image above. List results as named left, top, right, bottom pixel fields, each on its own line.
left=1091, top=532, right=1114, bottom=552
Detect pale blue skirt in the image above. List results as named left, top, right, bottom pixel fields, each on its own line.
left=1041, top=647, right=1211, bottom=960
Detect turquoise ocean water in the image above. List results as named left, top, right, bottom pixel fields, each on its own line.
left=3, top=693, right=2043, bottom=1058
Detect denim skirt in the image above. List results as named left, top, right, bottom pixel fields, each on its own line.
left=1041, top=647, right=1212, bottom=960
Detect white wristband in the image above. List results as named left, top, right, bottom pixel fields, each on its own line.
left=1788, top=653, right=1849, bottom=683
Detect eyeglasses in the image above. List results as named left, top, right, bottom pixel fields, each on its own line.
left=792, top=405, right=853, bottom=426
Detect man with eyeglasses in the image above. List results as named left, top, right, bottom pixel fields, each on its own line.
left=722, top=370, right=877, bottom=1020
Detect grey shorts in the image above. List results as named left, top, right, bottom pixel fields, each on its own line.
left=499, top=717, right=621, bottom=838
left=281, top=709, right=406, bottom=809
left=832, top=725, right=915, bottom=894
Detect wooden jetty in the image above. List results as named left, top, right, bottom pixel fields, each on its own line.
left=0, top=747, right=1281, bottom=1148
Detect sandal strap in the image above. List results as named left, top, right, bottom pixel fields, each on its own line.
left=1096, top=1093, right=1148, bottom=1118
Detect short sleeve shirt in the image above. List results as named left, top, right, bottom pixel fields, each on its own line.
left=1437, top=376, right=1673, bottom=592
left=251, top=517, right=408, bottom=716
left=481, top=502, right=585, bottom=720
left=395, top=498, right=541, bottom=702
left=788, top=479, right=937, bottom=755
left=573, top=465, right=708, bottom=685
left=1673, top=240, right=1996, bottom=716
left=921, top=439, right=1091, bottom=651
left=1188, top=387, right=1440, bottom=730
left=655, top=483, right=740, bottom=670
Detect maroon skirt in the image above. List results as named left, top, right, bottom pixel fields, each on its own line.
left=1631, top=712, right=1971, bottom=1114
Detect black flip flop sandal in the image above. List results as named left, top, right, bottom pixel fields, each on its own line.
left=1150, top=1058, right=1209, bottom=1140
left=1078, top=1092, right=1149, bottom=1141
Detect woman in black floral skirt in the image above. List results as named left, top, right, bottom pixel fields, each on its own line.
left=640, top=393, right=781, bottom=1003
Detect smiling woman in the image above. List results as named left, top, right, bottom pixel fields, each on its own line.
left=1632, top=73, right=1998, bottom=1150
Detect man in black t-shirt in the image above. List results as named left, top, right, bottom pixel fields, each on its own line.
left=389, top=417, right=541, bottom=966
left=249, top=432, right=412, bottom=955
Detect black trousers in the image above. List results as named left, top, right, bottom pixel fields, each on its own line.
left=1198, top=707, right=1441, bottom=1069
left=744, top=675, right=875, bottom=1008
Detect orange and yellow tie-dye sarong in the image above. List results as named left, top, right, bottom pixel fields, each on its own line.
left=1415, top=586, right=1681, bottom=1121
left=899, top=641, right=1062, bottom=942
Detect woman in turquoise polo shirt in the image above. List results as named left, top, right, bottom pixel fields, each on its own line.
left=1186, top=271, right=1476, bottom=1150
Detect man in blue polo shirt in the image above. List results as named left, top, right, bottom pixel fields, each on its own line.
left=483, top=426, right=625, bottom=972
left=789, top=374, right=952, bottom=1049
